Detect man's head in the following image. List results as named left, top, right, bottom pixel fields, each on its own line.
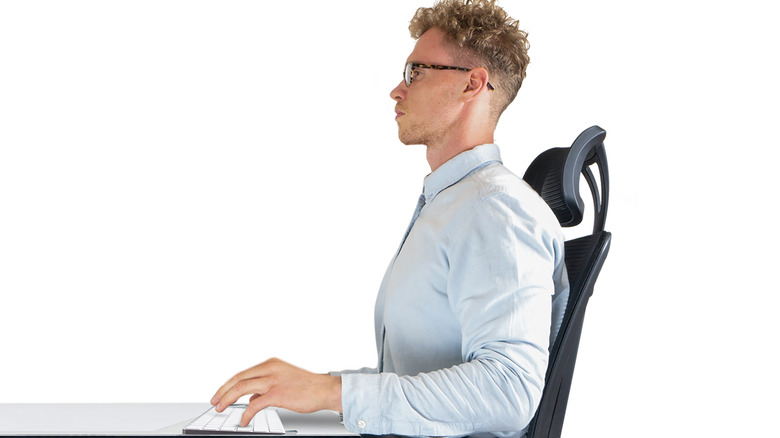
left=409, top=0, right=529, bottom=121
left=391, top=0, right=529, bottom=158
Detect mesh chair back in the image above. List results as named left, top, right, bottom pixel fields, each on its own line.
left=523, top=126, right=612, bottom=438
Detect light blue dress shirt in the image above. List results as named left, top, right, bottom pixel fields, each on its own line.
left=338, top=144, right=569, bottom=437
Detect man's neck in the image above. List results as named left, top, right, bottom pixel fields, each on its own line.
left=423, top=97, right=497, bottom=171
left=426, top=133, right=495, bottom=172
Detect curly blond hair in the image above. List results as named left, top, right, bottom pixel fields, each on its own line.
left=409, top=0, right=529, bottom=119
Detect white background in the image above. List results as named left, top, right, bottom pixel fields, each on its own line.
left=1, top=1, right=778, bottom=437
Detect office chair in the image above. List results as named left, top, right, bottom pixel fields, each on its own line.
left=522, top=125, right=612, bottom=438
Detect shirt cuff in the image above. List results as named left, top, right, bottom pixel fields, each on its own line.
left=329, top=367, right=377, bottom=377
left=340, top=372, right=382, bottom=434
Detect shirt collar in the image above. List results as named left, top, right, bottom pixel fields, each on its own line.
left=423, top=144, right=502, bottom=203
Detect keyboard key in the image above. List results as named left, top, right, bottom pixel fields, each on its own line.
left=267, top=410, right=284, bottom=434
left=222, top=408, right=243, bottom=431
left=184, top=404, right=285, bottom=434
left=203, top=409, right=229, bottom=431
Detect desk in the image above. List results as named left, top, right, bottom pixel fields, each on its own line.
left=0, top=404, right=358, bottom=437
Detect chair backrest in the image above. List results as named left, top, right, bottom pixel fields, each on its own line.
left=522, top=125, right=612, bottom=438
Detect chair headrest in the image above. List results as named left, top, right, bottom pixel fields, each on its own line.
left=523, top=126, right=609, bottom=233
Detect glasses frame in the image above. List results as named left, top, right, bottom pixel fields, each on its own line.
left=404, top=62, right=495, bottom=90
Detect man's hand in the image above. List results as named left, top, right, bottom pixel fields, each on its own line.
left=210, top=358, right=342, bottom=427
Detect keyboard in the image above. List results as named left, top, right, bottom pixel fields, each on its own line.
left=183, top=404, right=285, bottom=434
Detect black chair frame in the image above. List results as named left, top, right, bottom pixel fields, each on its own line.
left=523, top=125, right=612, bottom=438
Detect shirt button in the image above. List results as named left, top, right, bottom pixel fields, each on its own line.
left=357, top=420, right=366, bottom=428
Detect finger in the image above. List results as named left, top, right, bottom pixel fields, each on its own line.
left=240, top=395, right=275, bottom=427
left=211, top=372, right=253, bottom=406
left=211, top=364, right=269, bottom=407
left=249, top=393, right=261, bottom=402
left=216, top=377, right=270, bottom=412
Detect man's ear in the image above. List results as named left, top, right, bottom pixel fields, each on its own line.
left=463, top=67, right=490, bottom=98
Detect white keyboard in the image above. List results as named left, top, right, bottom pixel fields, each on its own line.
left=183, top=404, right=285, bottom=434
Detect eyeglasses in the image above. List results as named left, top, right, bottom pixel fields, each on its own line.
left=403, top=62, right=495, bottom=90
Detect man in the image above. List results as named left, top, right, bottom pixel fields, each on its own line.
left=210, top=1, right=568, bottom=436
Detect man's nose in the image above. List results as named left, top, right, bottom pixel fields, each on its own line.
left=390, top=80, right=407, bottom=101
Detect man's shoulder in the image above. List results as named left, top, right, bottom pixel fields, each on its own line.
left=464, top=162, right=562, bottom=231
left=469, top=161, right=530, bottom=195
left=467, top=163, right=544, bottom=207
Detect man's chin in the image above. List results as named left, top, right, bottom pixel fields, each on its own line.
left=397, top=131, right=424, bottom=146
left=399, top=139, right=425, bottom=147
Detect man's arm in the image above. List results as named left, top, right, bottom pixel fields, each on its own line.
left=210, top=191, right=564, bottom=435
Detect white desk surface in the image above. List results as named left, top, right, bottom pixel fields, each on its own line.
left=0, top=403, right=358, bottom=436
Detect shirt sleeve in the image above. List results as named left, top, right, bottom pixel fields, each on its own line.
left=328, top=367, right=377, bottom=377
left=340, top=192, right=564, bottom=437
